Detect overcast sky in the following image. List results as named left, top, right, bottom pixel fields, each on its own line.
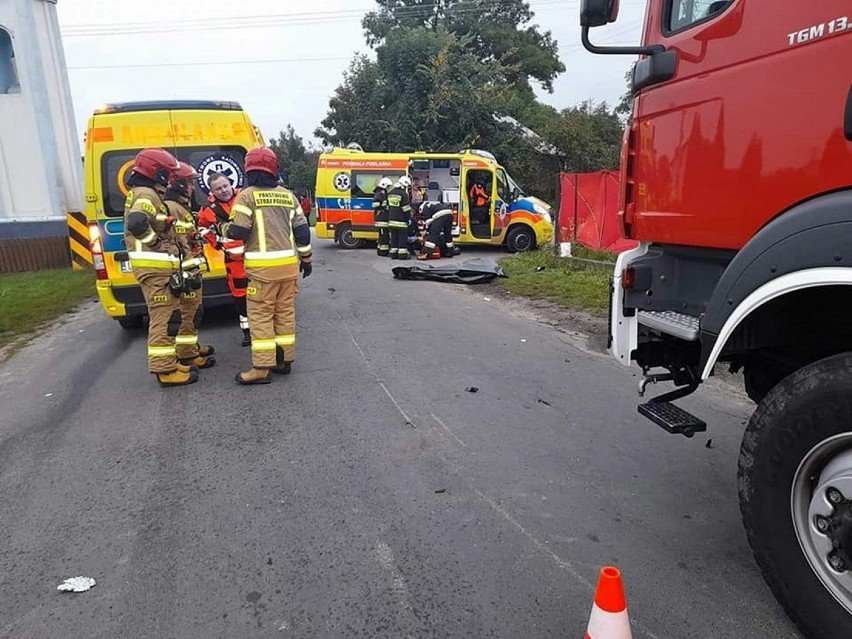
left=56, top=0, right=646, bottom=148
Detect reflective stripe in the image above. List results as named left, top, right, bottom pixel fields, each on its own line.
left=128, top=251, right=179, bottom=270
left=174, top=220, right=194, bottom=230
left=244, top=254, right=299, bottom=268
left=155, top=213, right=169, bottom=223
left=239, top=315, right=250, bottom=329
left=297, top=244, right=312, bottom=255
left=388, top=221, right=408, bottom=228
left=424, top=241, right=436, bottom=249
left=181, top=257, right=204, bottom=270
left=251, top=338, right=277, bottom=352
left=256, top=209, right=267, bottom=253
left=225, top=245, right=245, bottom=255
left=175, top=335, right=198, bottom=345
left=139, top=229, right=157, bottom=245
left=275, top=334, right=296, bottom=346
left=148, top=345, right=176, bottom=357
left=233, top=204, right=253, bottom=217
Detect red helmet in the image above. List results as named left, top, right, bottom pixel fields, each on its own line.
left=168, top=161, right=199, bottom=194
left=132, top=148, right=180, bottom=186
left=244, top=147, right=279, bottom=177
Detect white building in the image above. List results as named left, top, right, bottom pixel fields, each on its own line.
left=0, top=0, right=81, bottom=239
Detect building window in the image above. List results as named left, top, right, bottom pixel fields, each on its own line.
left=0, top=28, right=20, bottom=94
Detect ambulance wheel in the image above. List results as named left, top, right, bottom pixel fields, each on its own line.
left=739, top=352, right=852, bottom=639
left=336, top=224, right=364, bottom=250
left=506, top=226, right=535, bottom=253
left=117, top=315, right=144, bottom=329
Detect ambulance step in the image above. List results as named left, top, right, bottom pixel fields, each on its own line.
left=638, top=401, right=706, bottom=438
left=638, top=310, right=700, bottom=341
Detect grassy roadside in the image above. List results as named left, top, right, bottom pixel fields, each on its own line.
left=0, top=268, right=96, bottom=349
left=497, top=249, right=612, bottom=316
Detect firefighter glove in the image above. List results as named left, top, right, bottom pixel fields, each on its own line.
left=299, top=260, right=312, bottom=278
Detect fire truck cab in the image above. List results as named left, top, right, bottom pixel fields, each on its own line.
left=582, top=0, right=852, bottom=636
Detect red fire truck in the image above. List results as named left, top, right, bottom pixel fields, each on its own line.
left=581, top=0, right=852, bottom=636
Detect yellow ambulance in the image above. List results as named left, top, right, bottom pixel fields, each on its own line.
left=314, top=147, right=554, bottom=252
left=81, top=100, right=264, bottom=328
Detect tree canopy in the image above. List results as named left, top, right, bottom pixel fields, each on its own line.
left=311, top=0, right=627, bottom=201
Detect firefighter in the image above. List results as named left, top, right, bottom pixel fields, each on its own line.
left=164, top=162, right=216, bottom=369
left=220, top=147, right=312, bottom=385
left=197, top=172, right=251, bottom=346
left=123, top=148, right=198, bottom=386
left=417, top=199, right=455, bottom=260
left=387, top=175, right=412, bottom=260
left=372, top=176, right=392, bottom=256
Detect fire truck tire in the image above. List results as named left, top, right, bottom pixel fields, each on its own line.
left=505, top=225, right=536, bottom=253
left=336, top=223, right=364, bottom=250
left=117, top=315, right=144, bottom=329
left=738, top=352, right=852, bottom=639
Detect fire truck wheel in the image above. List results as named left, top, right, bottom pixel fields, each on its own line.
left=336, top=223, right=364, bottom=250
left=738, top=351, right=852, bottom=639
left=505, top=226, right=535, bottom=253
left=117, top=315, right=144, bottom=329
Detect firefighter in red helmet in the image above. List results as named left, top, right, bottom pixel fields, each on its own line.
left=123, top=148, right=198, bottom=386
left=219, top=147, right=312, bottom=385
left=164, top=161, right=216, bottom=369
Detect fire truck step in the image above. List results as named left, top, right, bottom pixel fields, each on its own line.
left=638, top=310, right=700, bottom=341
left=638, top=401, right=706, bottom=438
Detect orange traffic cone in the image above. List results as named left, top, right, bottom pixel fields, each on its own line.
left=584, top=566, right=632, bottom=639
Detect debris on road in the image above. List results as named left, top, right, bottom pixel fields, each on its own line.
left=535, top=266, right=546, bottom=272
left=537, top=398, right=552, bottom=406
left=521, top=339, right=527, bottom=343
left=434, top=488, right=447, bottom=494
left=57, top=576, right=96, bottom=593
left=705, top=439, right=713, bottom=449
left=483, top=297, right=491, bottom=301
left=465, top=386, right=479, bottom=393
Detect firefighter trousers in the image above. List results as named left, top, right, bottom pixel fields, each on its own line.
left=388, top=219, right=409, bottom=257
left=138, top=272, right=182, bottom=374
left=375, top=222, right=390, bottom=256
left=425, top=215, right=454, bottom=253
left=175, top=284, right=203, bottom=360
left=246, top=277, right=297, bottom=368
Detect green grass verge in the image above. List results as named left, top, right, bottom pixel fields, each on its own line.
left=0, top=268, right=96, bottom=348
left=570, top=244, right=617, bottom=263
left=497, top=250, right=611, bottom=316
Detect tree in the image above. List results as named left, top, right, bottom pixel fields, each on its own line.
left=614, top=61, right=637, bottom=124
left=362, top=0, right=564, bottom=93
left=267, top=125, right=320, bottom=196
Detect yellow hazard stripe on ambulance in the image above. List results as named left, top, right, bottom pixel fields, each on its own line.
left=66, top=211, right=93, bottom=270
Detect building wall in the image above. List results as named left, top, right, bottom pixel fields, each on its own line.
left=0, top=0, right=81, bottom=237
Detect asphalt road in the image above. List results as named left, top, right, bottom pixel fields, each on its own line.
left=0, top=240, right=803, bottom=638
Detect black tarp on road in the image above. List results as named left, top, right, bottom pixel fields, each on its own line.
left=391, top=257, right=508, bottom=284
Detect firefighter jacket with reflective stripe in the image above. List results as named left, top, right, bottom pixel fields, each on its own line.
left=419, top=201, right=453, bottom=224
left=123, top=186, right=180, bottom=275
left=197, top=195, right=246, bottom=262
left=165, top=199, right=207, bottom=271
left=387, top=186, right=411, bottom=227
left=372, top=188, right=389, bottom=225
left=222, top=186, right=311, bottom=282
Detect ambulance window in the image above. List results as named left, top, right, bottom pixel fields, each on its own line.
left=496, top=169, right=510, bottom=202
left=351, top=170, right=404, bottom=198
left=101, top=149, right=140, bottom=218
left=0, top=28, right=20, bottom=95
left=666, top=0, right=731, bottom=32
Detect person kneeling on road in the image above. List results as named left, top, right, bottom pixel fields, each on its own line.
left=164, top=162, right=216, bottom=370
left=220, top=147, right=313, bottom=386
left=417, top=200, right=455, bottom=260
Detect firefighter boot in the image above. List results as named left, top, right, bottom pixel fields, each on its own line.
left=235, top=367, right=271, bottom=385
left=157, top=368, right=199, bottom=387
left=272, top=346, right=292, bottom=375
left=176, top=362, right=198, bottom=374
left=241, top=328, right=251, bottom=347
left=417, top=251, right=430, bottom=261
left=198, top=345, right=216, bottom=357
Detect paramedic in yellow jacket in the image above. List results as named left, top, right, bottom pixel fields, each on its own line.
left=164, top=161, right=216, bottom=370
left=220, top=147, right=313, bottom=385
left=123, top=148, right=198, bottom=387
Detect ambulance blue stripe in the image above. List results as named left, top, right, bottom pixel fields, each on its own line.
left=317, top=197, right=374, bottom=211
